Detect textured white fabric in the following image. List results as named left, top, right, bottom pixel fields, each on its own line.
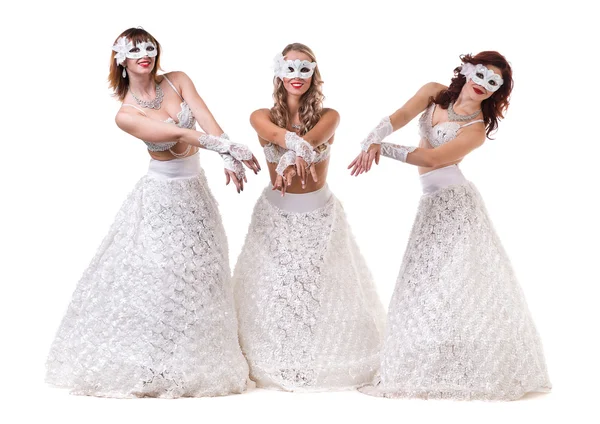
left=263, top=142, right=330, bottom=165
left=360, top=116, right=393, bottom=151
left=380, top=142, right=417, bottom=162
left=360, top=164, right=551, bottom=400
left=419, top=103, right=483, bottom=148
left=46, top=153, right=249, bottom=398
left=284, top=132, right=316, bottom=165
left=233, top=187, right=386, bottom=391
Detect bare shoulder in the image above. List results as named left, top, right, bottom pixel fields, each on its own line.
left=321, top=107, right=340, bottom=120
left=160, top=70, right=189, bottom=82
left=250, top=108, right=272, bottom=122
left=416, top=82, right=447, bottom=99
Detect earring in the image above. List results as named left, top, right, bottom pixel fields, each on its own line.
left=122, top=67, right=127, bottom=78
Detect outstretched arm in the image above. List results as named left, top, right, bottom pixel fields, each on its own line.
left=349, top=82, right=446, bottom=175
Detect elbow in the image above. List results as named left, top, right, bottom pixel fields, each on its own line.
left=175, top=128, right=188, bottom=144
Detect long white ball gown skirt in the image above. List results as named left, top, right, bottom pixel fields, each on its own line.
left=361, top=165, right=551, bottom=400
left=233, top=185, right=386, bottom=391
left=46, top=153, right=249, bottom=398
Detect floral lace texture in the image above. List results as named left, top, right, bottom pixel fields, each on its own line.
left=232, top=188, right=386, bottom=391
left=46, top=170, right=249, bottom=398
left=360, top=182, right=551, bottom=400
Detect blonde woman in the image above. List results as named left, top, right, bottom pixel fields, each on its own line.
left=45, top=28, right=258, bottom=398
left=232, top=43, right=385, bottom=392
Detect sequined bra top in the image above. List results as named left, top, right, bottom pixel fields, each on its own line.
left=418, top=103, right=484, bottom=147
left=121, top=75, right=196, bottom=152
left=263, top=142, right=331, bottom=164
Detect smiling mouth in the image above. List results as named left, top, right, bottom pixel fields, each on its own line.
left=291, top=82, right=304, bottom=89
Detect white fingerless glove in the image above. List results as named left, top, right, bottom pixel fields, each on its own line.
left=360, top=116, right=393, bottom=151
left=218, top=133, right=245, bottom=180
left=380, top=142, right=417, bottom=163
left=198, top=133, right=253, bottom=161
left=275, top=150, right=297, bottom=176
left=284, top=131, right=316, bottom=166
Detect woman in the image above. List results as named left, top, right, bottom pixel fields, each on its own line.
left=349, top=51, right=551, bottom=400
left=232, top=43, right=385, bottom=392
left=45, top=28, right=259, bottom=398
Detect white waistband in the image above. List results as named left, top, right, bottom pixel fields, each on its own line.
left=265, top=184, right=333, bottom=213
left=420, top=164, right=467, bottom=194
left=146, top=152, right=201, bottom=180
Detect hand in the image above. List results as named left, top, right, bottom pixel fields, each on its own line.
left=272, top=164, right=296, bottom=196
left=295, top=157, right=318, bottom=189
left=224, top=168, right=246, bottom=193
left=348, top=144, right=381, bottom=176
left=242, top=154, right=261, bottom=174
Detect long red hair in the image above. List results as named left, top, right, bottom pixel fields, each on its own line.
left=108, top=28, right=162, bottom=101
left=431, top=51, right=513, bottom=138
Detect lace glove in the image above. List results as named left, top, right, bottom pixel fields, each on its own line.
left=380, top=142, right=417, bottom=163
left=275, top=150, right=297, bottom=176
left=218, top=133, right=245, bottom=180
left=360, top=116, right=393, bottom=151
left=198, top=133, right=253, bottom=161
left=284, top=131, right=316, bottom=166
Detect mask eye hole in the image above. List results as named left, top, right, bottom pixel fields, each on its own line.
left=146, top=45, right=155, bottom=52
left=475, top=72, right=484, bottom=79
left=489, top=80, right=497, bottom=86
left=300, top=67, right=310, bottom=73
left=129, top=47, right=140, bottom=53
left=287, top=67, right=294, bottom=72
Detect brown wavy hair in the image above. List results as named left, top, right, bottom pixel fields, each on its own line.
left=108, top=28, right=162, bottom=101
left=431, top=51, right=513, bottom=138
left=270, top=43, right=324, bottom=135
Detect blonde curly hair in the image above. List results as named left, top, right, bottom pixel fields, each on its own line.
left=270, top=43, right=324, bottom=135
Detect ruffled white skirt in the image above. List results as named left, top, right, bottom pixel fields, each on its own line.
left=233, top=185, right=386, bottom=391
left=46, top=153, right=249, bottom=398
left=361, top=165, right=551, bottom=400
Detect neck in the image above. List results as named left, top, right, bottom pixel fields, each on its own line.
left=453, top=91, right=482, bottom=114
left=286, top=94, right=302, bottom=123
left=128, top=74, right=155, bottom=98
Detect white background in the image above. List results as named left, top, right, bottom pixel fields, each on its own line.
left=1, top=0, right=598, bottom=423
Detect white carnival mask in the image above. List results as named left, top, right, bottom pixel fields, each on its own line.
left=460, top=63, right=503, bottom=92
left=112, top=37, right=158, bottom=65
left=273, top=53, right=316, bottom=80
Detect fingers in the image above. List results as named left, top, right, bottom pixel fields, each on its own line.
left=375, top=150, right=380, bottom=165
left=361, top=151, right=369, bottom=174
left=296, top=158, right=306, bottom=188
left=349, top=154, right=362, bottom=176
left=285, top=168, right=296, bottom=187
left=273, top=175, right=283, bottom=192
left=253, top=155, right=262, bottom=171
left=309, top=165, right=318, bottom=182
left=225, top=169, right=231, bottom=186
left=367, top=151, right=376, bottom=172
left=230, top=172, right=242, bottom=193
left=348, top=156, right=358, bottom=169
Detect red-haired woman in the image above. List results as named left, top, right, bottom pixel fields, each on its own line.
left=350, top=52, right=551, bottom=400
left=232, top=43, right=385, bottom=392
left=45, top=28, right=258, bottom=398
